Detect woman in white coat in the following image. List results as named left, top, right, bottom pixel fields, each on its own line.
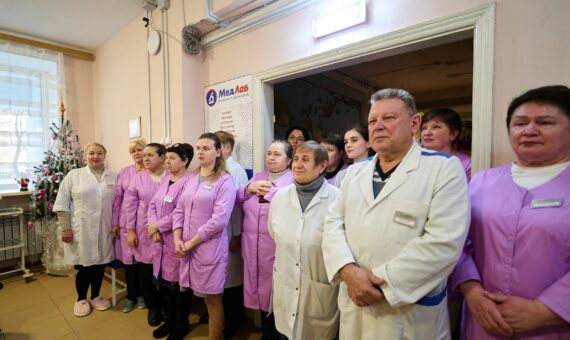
left=269, top=141, right=340, bottom=339
left=53, top=142, right=116, bottom=317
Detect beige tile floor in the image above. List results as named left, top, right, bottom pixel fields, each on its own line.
left=0, top=269, right=261, bottom=340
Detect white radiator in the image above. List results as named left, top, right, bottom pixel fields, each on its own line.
left=0, top=209, right=42, bottom=270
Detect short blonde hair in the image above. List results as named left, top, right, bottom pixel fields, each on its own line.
left=129, top=138, right=147, bottom=153
left=84, top=142, right=107, bottom=154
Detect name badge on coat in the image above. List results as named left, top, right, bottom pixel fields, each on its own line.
left=531, top=198, right=562, bottom=209
left=164, top=195, right=173, bottom=203
left=203, top=184, right=213, bottom=190
left=394, top=211, right=416, bottom=228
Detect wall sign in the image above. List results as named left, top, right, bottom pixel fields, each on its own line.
left=128, top=116, right=141, bottom=139
left=204, top=75, right=253, bottom=171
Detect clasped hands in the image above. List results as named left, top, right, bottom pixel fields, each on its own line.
left=247, top=180, right=273, bottom=197
left=174, top=239, right=196, bottom=257
left=147, top=224, right=162, bottom=243
left=462, top=281, right=563, bottom=337
left=340, top=263, right=385, bottom=307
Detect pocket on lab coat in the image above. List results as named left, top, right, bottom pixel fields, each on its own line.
left=305, top=280, right=338, bottom=319
left=193, top=237, right=223, bottom=265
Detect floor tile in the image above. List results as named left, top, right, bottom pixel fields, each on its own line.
left=120, top=328, right=155, bottom=340
left=0, top=270, right=262, bottom=339
left=0, top=281, right=51, bottom=315
left=74, top=313, right=143, bottom=340
left=62, top=308, right=116, bottom=333
left=52, top=292, right=79, bottom=314
left=42, top=277, right=77, bottom=299
left=2, top=314, right=73, bottom=339
left=0, top=300, right=60, bottom=333
left=55, top=332, right=80, bottom=340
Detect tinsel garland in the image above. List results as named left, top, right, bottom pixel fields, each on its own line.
left=30, top=102, right=83, bottom=276
left=40, top=217, right=74, bottom=276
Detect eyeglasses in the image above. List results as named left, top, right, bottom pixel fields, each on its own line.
left=288, top=136, right=305, bottom=142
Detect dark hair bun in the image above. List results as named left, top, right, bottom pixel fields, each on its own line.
left=166, top=143, right=194, bottom=168
left=180, top=143, right=194, bottom=161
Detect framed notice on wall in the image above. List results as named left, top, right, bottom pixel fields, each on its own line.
left=204, top=75, right=253, bottom=170
left=128, top=116, right=141, bottom=139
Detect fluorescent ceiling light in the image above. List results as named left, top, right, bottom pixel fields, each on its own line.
left=312, top=0, right=366, bottom=38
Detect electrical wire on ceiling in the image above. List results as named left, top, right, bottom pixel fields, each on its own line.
left=146, top=19, right=183, bottom=46
left=162, top=8, right=171, bottom=140
left=181, top=0, right=187, bottom=27
left=146, top=10, right=153, bottom=141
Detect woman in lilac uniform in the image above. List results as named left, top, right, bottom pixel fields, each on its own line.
left=421, top=108, right=471, bottom=180
left=124, top=143, right=170, bottom=327
left=173, top=133, right=236, bottom=340
left=420, top=108, right=471, bottom=337
left=147, top=143, right=194, bottom=340
left=451, top=85, right=570, bottom=339
left=111, top=138, right=147, bottom=313
left=237, top=140, right=293, bottom=339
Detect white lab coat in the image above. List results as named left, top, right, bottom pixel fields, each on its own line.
left=322, top=143, right=470, bottom=340
left=53, top=167, right=116, bottom=266
left=334, top=158, right=370, bottom=188
left=225, top=156, right=249, bottom=288
left=269, top=180, right=340, bottom=340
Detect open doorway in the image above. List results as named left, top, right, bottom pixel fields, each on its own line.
left=273, top=38, right=474, bottom=157
left=252, top=4, right=494, bottom=173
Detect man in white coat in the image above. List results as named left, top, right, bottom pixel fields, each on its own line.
left=322, top=88, right=470, bottom=339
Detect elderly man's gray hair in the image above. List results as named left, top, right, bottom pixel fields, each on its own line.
left=370, top=88, right=417, bottom=115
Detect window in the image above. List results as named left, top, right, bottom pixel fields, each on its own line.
left=0, top=41, right=62, bottom=192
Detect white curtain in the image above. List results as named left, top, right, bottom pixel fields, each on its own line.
left=0, top=40, right=65, bottom=192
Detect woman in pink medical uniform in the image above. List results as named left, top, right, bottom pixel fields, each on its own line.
left=452, top=85, right=570, bottom=339
left=124, top=143, right=170, bottom=327
left=173, top=133, right=236, bottom=340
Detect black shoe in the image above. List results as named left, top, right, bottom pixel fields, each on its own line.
left=167, top=323, right=190, bottom=340
left=199, top=313, right=208, bottom=324
left=148, top=308, right=163, bottom=327
left=153, top=323, right=170, bottom=339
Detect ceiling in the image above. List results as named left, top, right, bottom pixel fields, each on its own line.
left=305, top=38, right=474, bottom=111
left=0, top=0, right=145, bottom=51
left=1, top=0, right=474, bottom=111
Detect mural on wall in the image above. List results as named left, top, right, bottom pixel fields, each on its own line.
left=274, top=79, right=362, bottom=141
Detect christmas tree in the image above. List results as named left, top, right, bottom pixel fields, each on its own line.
left=29, top=101, right=84, bottom=275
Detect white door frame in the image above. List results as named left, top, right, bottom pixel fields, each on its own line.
left=251, top=3, right=495, bottom=173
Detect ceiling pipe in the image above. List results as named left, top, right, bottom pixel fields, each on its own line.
left=204, top=0, right=230, bottom=27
